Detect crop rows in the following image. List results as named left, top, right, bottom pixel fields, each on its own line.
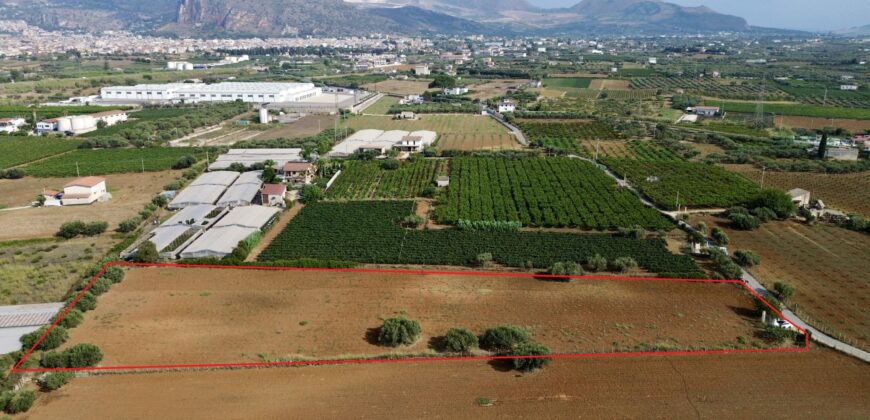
left=603, top=158, right=760, bottom=210
left=258, top=201, right=703, bottom=277
left=0, top=138, right=82, bottom=169
left=327, top=159, right=447, bottom=200
left=630, top=78, right=788, bottom=100
left=705, top=100, right=870, bottom=120
left=434, top=157, right=673, bottom=230
left=602, top=89, right=658, bottom=101
left=23, top=147, right=206, bottom=177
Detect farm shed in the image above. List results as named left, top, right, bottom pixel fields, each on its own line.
left=0, top=303, right=64, bottom=354
left=162, top=205, right=221, bottom=229
left=216, top=171, right=263, bottom=207
left=179, top=226, right=259, bottom=259
left=168, top=185, right=229, bottom=209
left=214, top=206, right=280, bottom=230
left=788, top=188, right=811, bottom=207
left=62, top=176, right=107, bottom=206
left=209, top=149, right=304, bottom=171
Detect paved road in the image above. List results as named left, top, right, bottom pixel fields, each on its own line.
left=568, top=154, right=870, bottom=362
left=485, top=109, right=528, bottom=146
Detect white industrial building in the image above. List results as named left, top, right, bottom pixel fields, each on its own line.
left=168, top=171, right=239, bottom=209
left=100, top=82, right=322, bottom=104
left=216, top=171, right=263, bottom=208
left=329, top=129, right=437, bottom=157
left=209, top=148, right=304, bottom=171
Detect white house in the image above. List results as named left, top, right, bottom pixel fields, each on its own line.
left=443, top=87, right=469, bottom=96
left=497, top=99, right=516, bottom=113
left=414, top=65, right=430, bottom=76
left=648, top=57, right=658, bottom=65
left=787, top=188, right=811, bottom=208
left=0, top=118, right=26, bottom=134
left=89, top=110, right=128, bottom=126
left=690, top=106, right=720, bottom=117
left=62, top=176, right=107, bottom=205
left=840, top=85, right=859, bottom=91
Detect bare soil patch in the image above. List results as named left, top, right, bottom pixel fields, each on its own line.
left=0, top=171, right=178, bottom=240
left=467, top=79, right=530, bottom=100
left=22, top=347, right=869, bottom=419
left=63, top=267, right=760, bottom=367
left=590, top=79, right=630, bottom=90
left=437, top=133, right=521, bottom=151
left=775, top=115, right=870, bottom=131
left=363, top=80, right=432, bottom=96
left=251, top=115, right=338, bottom=141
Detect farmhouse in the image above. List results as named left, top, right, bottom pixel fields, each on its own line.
left=62, top=176, right=108, bottom=206
left=497, top=99, right=516, bottom=113
left=0, top=302, right=65, bottom=354
left=0, top=117, right=25, bottom=133
left=689, top=106, right=720, bottom=117
left=261, top=184, right=287, bottom=207
left=280, top=162, right=315, bottom=185
left=394, top=131, right=438, bottom=153
left=36, top=110, right=127, bottom=135
left=787, top=188, right=811, bottom=207
left=395, top=111, right=417, bottom=120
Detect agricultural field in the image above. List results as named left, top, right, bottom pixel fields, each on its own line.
left=578, top=140, right=683, bottom=160
left=259, top=202, right=700, bottom=276
left=327, top=159, right=447, bottom=200
left=345, top=114, right=508, bottom=135
left=724, top=164, right=870, bottom=217
left=436, top=133, right=521, bottom=151
left=589, top=79, right=630, bottom=90
left=705, top=100, right=870, bottom=120
left=0, top=138, right=82, bottom=169
left=602, top=89, right=658, bottom=101
left=362, top=79, right=432, bottom=96
left=774, top=115, right=870, bottom=132
left=251, top=115, right=338, bottom=141
left=0, top=171, right=179, bottom=240
left=604, top=159, right=760, bottom=210
left=630, top=78, right=788, bottom=100
left=467, top=79, right=530, bottom=100
left=22, top=147, right=207, bottom=177
left=693, top=218, right=870, bottom=352
left=543, top=77, right=592, bottom=89
left=56, top=266, right=762, bottom=367
left=518, top=120, right=620, bottom=152
left=362, top=96, right=399, bottom=115
left=435, top=157, right=673, bottom=230
left=21, top=348, right=870, bottom=418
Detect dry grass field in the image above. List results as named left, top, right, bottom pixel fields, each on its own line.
left=363, top=79, right=432, bottom=96
left=251, top=115, right=338, bottom=140
left=467, top=79, right=530, bottom=100
left=694, top=217, right=870, bottom=351
left=775, top=115, right=870, bottom=131
left=60, top=267, right=762, bottom=367
left=22, top=347, right=869, bottom=419
left=0, top=171, right=178, bottom=240
left=437, top=133, right=521, bottom=151
left=362, top=96, right=399, bottom=115
left=724, top=164, right=870, bottom=216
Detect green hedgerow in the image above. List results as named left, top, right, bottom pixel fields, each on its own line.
left=20, top=326, right=68, bottom=351
left=39, top=371, right=75, bottom=391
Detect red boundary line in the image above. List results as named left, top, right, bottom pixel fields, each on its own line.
left=12, top=262, right=809, bottom=373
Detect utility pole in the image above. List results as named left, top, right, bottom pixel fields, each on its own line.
left=76, top=162, right=80, bottom=178
left=141, top=159, right=145, bottom=174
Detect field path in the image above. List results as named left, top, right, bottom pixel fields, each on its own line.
left=246, top=204, right=304, bottom=262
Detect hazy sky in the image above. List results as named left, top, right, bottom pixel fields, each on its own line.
left=528, top=0, right=868, bottom=31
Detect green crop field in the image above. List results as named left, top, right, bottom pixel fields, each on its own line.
left=22, top=147, right=207, bottom=177
left=0, top=138, right=82, bottom=169
left=327, top=159, right=447, bottom=200
left=706, top=100, right=870, bottom=120
left=519, top=120, right=620, bottom=152
left=363, top=96, right=399, bottom=115
left=544, top=77, right=593, bottom=89
left=434, top=157, right=673, bottom=230
left=258, top=201, right=703, bottom=277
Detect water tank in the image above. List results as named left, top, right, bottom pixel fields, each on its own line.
left=259, top=108, right=270, bottom=124
left=167, top=61, right=178, bottom=70
left=56, top=117, right=73, bottom=132
left=70, top=115, right=96, bottom=131
left=182, top=63, right=194, bottom=71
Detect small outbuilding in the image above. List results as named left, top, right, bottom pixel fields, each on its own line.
left=62, top=176, right=107, bottom=206
left=787, top=188, right=811, bottom=207
left=261, top=184, right=287, bottom=207
left=437, top=176, right=450, bottom=187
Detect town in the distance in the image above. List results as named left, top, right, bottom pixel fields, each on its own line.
left=0, top=0, right=867, bottom=418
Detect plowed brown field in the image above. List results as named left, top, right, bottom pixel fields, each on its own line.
left=61, top=267, right=762, bottom=367
left=22, top=347, right=869, bottom=419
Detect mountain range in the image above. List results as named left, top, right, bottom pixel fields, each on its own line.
left=0, top=0, right=755, bottom=37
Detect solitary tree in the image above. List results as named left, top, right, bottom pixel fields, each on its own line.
left=377, top=317, right=422, bottom=347
left=774, top=282, right=796, bottom=300
left=734, top=250, right=761, bottom=267
left=512, top=342, right=551, bottom=372
left=481, top=325, right=530, bottom=354
left=711, top=227, right=730, bottom=246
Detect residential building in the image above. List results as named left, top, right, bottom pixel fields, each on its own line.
left=261, top=184, right=287, bottom=207
left=0, top=117, right=25, bottom=133
left=690, top=106, right=720, bottom=117
left=281, top=162, right=315, bottom=185
left=443, top=87, right=469, bottom=96
left=62, top=176, right=107, bottom=205
left=497, top=99, right=516, bottom=113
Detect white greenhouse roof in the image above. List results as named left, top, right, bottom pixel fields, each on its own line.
left=190, top=171, right=239, bottom=187
left=216, top=183, right=261, bottom=207
left=169, top=185, right=228, bottom=209
left=329, top=129, right=436, bottom=157
left=149, top=225, right=194, bottom=253
left=180, top=226, right=258, bottom=259
left=210, top=150, right=304, bottom=171
left=162, top=205, right=219, bottom=227
left=234, top=170, right=263, bottom=185
left=214, top=206, right=280, bottom=230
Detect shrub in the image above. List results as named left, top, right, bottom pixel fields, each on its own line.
left=151, top=194, right=170, bottom=208
left=444, top=328, right=478, bottom=354
left=609, top=257, right=638, bottom=273
left=39, top=371, right=75, bottom=391
left=379, top=159, right=400, bottom=170
left=733, top=250, right=761, bottom=267
left=480, top=325, right=530, bottom=354
left=401, top=214, right=425, bottom=228
left=20, top=326, right=68, bottom=351
left=64, top=343, right=103, bottom=368
left=172, top=155, right=197, bottom=170
left=750, top=189, right=796, bottom=219
left=56, top=308, right=84, bottom=329
left=56, top=221, right=86, bottom=239
left=757, top=325, right=799, bottom=345
left=711, top=227, right=730, bottom=246
left=67, top=291, right=97, bottom=312
left=136, top=241, right=159, bottom=263
left=729, top=213, right=761, bottom=230
left=751, top=207, right=777, bottom=222
left=300, top=185, right=324, bottom=204
left=0, top=391, right=12, bottom=412
left=548, top=261, right=583, bottom=280
left=377, top=317, right=422, bottom=347
left=420, top=185, right=437, bottom=198
left=585, top=254, right=608, bottom=272
left=617, top=225, right=645, bottom=239
left=475, top=252, right=493, bottom=267
left=82, top=221, right=108, bottom=236
left=116, top=217, right=142, bottom=233
left=755, top=295, right=783, bottom=319
left=40, top=351, right=68, bottom=368
left=774, top=282, right=796, bottom=300
left=101, top=266, right=125, bottom=284
left=6, top=390, right=35, bottom=414
left=88, top=276, right=113, bottom=296
left=512, top=342, right=551, bottom=372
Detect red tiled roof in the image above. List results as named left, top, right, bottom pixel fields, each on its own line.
left=282, top=162, right=313, bottom=172
left=261, top=184, right=286, bottom=196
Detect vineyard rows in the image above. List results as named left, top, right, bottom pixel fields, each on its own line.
left=434, top=157, right=673, bottom=230
left=258, top=201, right=703, bottom=277
left=705, top=100, right=870, bottom=120
left=0, top=138, right=82, bottom=169
left=630, top=78, right=788, bottom=100
left=602, top=89, right=658, bottom=101
left=23, top=147, right=207, bottom=177
left=327, top=159, right=447, bottom=200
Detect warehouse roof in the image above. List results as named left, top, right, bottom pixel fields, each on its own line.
left=210, top=149, right=304, bottom=171
left=0, top=303, right=64, bottom=328
left=162, top=205, right=219, bottom=227
left=180, top=226, right=258, bottom=259
left=214, top=206, right=280, bottom=230
left=190, top=171, right=239, bottom=187
left=169, top=185, right=228, bottom=209
left=150, top=225, right=194, bottom=253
